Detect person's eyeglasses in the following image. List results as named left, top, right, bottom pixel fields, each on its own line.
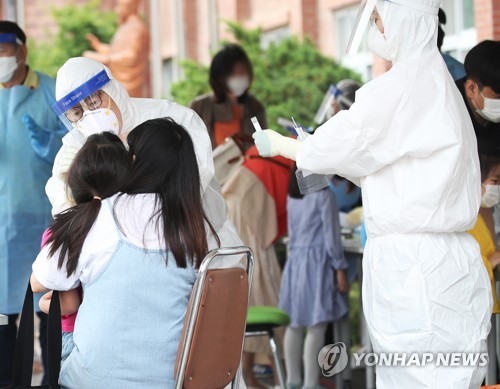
left=64, top=90, right=105, bottom=123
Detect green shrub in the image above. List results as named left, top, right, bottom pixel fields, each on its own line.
left=28, top=0, right=117, bottom=77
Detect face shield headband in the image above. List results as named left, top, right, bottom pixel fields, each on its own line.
left=0, top=33, right=23, bottom=45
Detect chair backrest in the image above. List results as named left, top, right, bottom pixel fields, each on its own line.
left=175, top=247, right=254, bottom=389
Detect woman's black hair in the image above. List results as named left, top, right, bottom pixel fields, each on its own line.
left=47, top=132, right=132, bottom=277
left=464, top=40, right=500, bottom=94
left=288, top=163, right=304, bottom=199
left=122, top=117, right=219, bottom=269
left=209, top=44, right=253, bottom=103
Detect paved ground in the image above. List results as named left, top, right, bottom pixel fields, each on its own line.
left=33, top=364, right=370, bottom=387
left=258, top=366, right=368, bottom=388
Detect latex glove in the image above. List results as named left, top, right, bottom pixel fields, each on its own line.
left=22, top=114, right=66, bottom=164
left=54, top=145, right=80, bottom=178
left=252, top=129, right=302, bottom=160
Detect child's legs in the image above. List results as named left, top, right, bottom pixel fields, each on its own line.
left=61, top=332, right=75, bottom=363
left=284, top=326, right=305, bottom=385
left=303, top=323, right=328, bottom=389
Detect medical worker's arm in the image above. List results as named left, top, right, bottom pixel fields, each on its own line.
left=253, top=130, right=302, bottom=160
left=22, top=114, right=67, bottom=164
left=297, top=74, right=459, bottom=179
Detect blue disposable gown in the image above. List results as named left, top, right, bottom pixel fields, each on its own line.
left=0, top=72, right=62, bottom=314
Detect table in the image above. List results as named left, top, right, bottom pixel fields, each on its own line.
left=340, top=233, right=376, bottom=389
left=0, top=314, right=7, bottom=325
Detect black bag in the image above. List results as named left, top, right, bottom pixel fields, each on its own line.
left=3, top=283, right=62, bottom=389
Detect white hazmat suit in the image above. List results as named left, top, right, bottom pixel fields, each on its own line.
left=46, top=58, right=242, bottom=256
left=254, top=0, right=492, bottom=387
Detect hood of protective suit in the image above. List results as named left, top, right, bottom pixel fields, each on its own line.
left=378, top=0, right=440, bottom=63
left=56, top=57, right=137, bottom=132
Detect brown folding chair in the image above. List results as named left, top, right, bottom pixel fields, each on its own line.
left=174, top=247, right=254, bottom=389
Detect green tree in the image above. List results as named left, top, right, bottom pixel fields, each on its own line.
left=28, top=0, right=117, bottom=77
left=171, top=22, right=361, bottom=129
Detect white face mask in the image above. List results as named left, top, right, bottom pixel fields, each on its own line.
left=75, top=108, right=120, bottom=138
left=367, top=25, right=391, bottom=61
left=475, top=90, right=500, bottom=123
left=481, top=184, right=500, bottom=208
left=227, top=76, right=250, bottom=97
left=0, top=56, right=18, bottom=83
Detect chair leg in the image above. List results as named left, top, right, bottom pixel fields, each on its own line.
left=268, top=330, right=286, bottom=389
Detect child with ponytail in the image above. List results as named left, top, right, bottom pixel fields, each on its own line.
left=36, top=131, right=132, bottom=361
left=31, top=118, right=218, bottom=388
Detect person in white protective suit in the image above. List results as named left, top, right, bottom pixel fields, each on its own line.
left=46, top=57, right=242, bottom=257
left=253, top=0, right=492, bottom=387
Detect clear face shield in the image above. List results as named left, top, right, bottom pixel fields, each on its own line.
left=314, top=85, right=355, bottom=124
left=346, top=0, right=387, bottom=55
left=52, top=70, right=120, bottom=146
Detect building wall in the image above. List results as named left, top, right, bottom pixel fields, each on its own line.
left=475, top=0, right=500, bottom=40
left=2, top=0, right=499, bottom=96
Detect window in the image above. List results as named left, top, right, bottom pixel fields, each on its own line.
left=162, top=58, right=174, bottom=98
left=334, top=6, right=372, bottom=82
left=463, top=0, right=474, bottom=29
left=441, top=0, right=474, bottom=35
left=440, top=0, right=476, bottom=61
left=260, top=25, right=291, bottom=49
left=334, top=5, right=363, bottom=58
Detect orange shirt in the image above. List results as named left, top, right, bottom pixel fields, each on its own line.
left=213, top=105, right=241, bottom=146
left=243, top=146, right=294, bottom=240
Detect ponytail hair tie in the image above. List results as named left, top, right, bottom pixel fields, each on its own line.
left=93, top=196, right=102, bottom=201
